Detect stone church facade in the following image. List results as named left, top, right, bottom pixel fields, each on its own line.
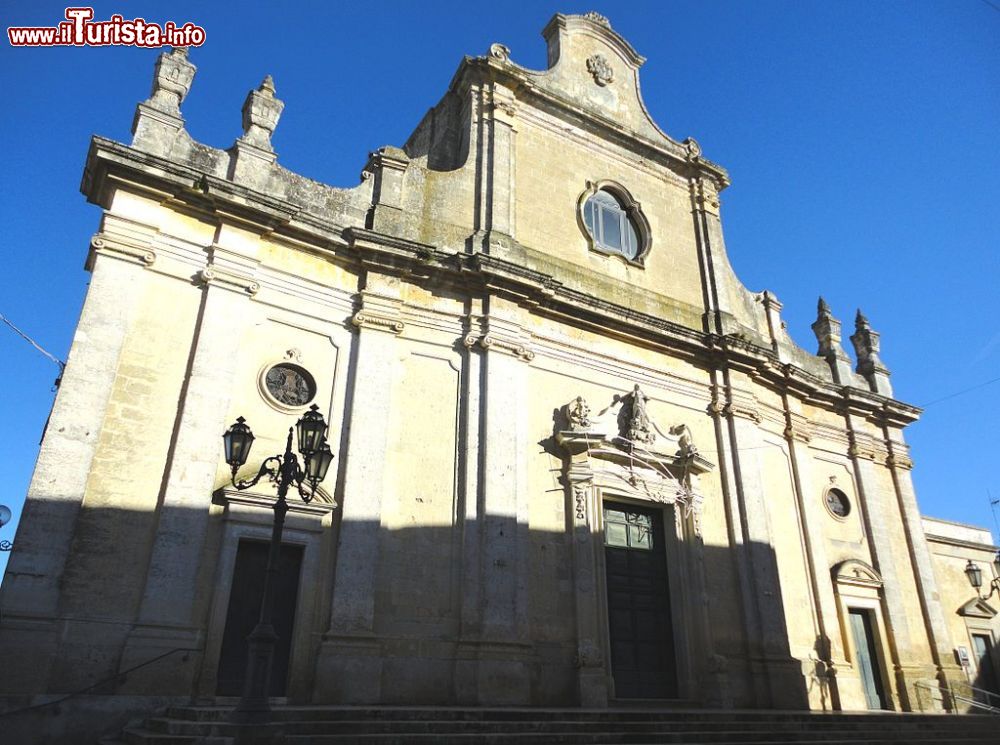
left=2, top=11, right=997, bottom=730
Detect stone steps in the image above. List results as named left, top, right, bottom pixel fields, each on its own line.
left=108, top=706, right=999, bottom=745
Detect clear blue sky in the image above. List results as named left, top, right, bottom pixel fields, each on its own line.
left=2, top=1, right=998, bottom=578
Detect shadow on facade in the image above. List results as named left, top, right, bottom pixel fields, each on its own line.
left=0, top=498, right=808, bottom=744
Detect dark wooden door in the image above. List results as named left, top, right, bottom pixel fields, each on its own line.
left=216, top=540, right=304, bottom=696
left=604, top=502, right=677, bottom=698
left=849, top=608, right=888, bottom=710
left=972, top=633, right=999, bottom=696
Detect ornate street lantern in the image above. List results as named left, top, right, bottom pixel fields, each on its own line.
left=295, top=404, right=327, bottom=457
left=221, top=404, right=335, bottom=723
left=305, top=442, right=335, bottom=488
left=965, top=560, right=983, bottom=590
left=223, top=416, right=255, bottom=472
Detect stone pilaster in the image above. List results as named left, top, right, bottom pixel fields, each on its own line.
left=781, top=394, right=845, bottom=710
left=845, top=413, right=918, bottom=708
left=884, top=428, right=965, bottom=701
left=690, top=174, right=738, bottom=335
left=363, top=146, right=411, bottom=235
left=555, top=421, right=611, bottom=707
left=811, top=298, right=854, bottom=385
left=712, top=371, right=808, bottom=708
left=473, top=83, right=518, bottom=252
left=469, top=296, right=534, bottom=703
left=119, top=226, right=261, bottom=688
left=454, top=309, right=484, bottom=704
left=131, top=47, right=196, bottom=158
left=760, top=291, right=789, bottom=363
left=313, top=272, right=404, bottom=703
left=0, top=249, right=148, bottom=693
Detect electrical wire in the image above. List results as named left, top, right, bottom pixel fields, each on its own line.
left=0, top=312, right=65, bottom=371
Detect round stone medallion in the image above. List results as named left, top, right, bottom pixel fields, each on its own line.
left=264, top=363, right=315, bottom=407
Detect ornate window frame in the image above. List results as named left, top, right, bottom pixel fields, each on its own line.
left=257, top=349, right=318, bottom=414
left=577, top=180, right=651, bottom=266
left=823, top=487, right=852, bottom=521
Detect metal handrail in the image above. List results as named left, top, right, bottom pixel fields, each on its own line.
left=0, top=646, right=200, bottom=719
left=914, top=679, right=1000, bottom=715
left=966, top=682, right=1000, bottom=707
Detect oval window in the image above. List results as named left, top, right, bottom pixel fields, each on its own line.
left=824, top=488, right=851, bottom=518
left=583, top=189, right=641, bottom=261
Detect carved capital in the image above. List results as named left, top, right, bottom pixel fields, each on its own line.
left=722, top=402, right=763, bottom=425
left=90, top=235, right=156, bottom=268
left=783, top=423, right=812, bottom=443
left=847, top=433, right=877, bottom=461
left=351, top=311, right=404, bottom=334
left=478, top=333, right=534, bottom=362
left=199, top=266, right=260, bottom=296
left=692, top=178, right=721, bottom=216
left=886, top=452, right=914, bottom=471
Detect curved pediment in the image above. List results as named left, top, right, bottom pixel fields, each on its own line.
left=490, top=13, right=686, bottom=156
left=831, top=559, right=884, bottom=589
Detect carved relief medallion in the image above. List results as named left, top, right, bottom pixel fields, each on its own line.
left=264, top=363, right=315, bottom=407
left=586, top=54, right=614, bottom=87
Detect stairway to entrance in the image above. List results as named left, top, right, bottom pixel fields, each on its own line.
left=103, top=705, right=999, bottom=744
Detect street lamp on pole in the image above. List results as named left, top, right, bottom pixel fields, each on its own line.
left=221, top=404, right=335, bottom=723
left=964, top=552, right=1000, bottom=602
left=0, top=504, right=13, bottom=552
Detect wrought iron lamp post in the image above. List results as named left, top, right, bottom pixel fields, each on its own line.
left=0, top=504, right=13, bottom=551
left=221, top=404, right=335, bottom=723
left=964, top=551, right=1000, bottom=602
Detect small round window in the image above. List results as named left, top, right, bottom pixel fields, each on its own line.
left=824, top=488, right=851, bottom=519
left=583, top=189, right=641, bottom=261
left=264, top=363, right=316, bottom=407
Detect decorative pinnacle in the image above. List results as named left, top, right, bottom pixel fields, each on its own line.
left=855, top=308, right=870, bottom=328
left=818, top=296, right=831, bottom=315
left=259, top=74, right=275, bottom=95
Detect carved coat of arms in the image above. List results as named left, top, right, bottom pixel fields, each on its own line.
left=586, top=54, right=614, bottom=87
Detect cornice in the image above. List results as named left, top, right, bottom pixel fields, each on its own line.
left=81, top=138, right=919, bottom=427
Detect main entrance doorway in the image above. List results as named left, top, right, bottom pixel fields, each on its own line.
left=216, top=539, right=304, bottom=696
left=848, top=608, right=888, bottom=710
left=603, top=502, right=677, bottom=698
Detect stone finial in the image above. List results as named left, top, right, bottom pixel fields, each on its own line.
left=811, top=297, right=853, bottom=385
left=132, top=47, right=196, bottom=155
left=240, top=74, right=285, bottom=151
left=147, top=47, right=196, bottom=115
left=850, top=309, right=893, bottom=396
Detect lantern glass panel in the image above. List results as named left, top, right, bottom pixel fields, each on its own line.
left=306, top=444, right=334, bottom=484
left=223, top=418, right=254, bottom=468
left=296, top=405, right=327, bottom=457
left=965, top=560, right=983, bottom=590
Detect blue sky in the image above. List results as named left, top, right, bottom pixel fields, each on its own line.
left=1, top=1, right=998, bottom=576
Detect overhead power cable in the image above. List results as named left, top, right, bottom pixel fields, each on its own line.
left=1, top=311, right=66, bottom=386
